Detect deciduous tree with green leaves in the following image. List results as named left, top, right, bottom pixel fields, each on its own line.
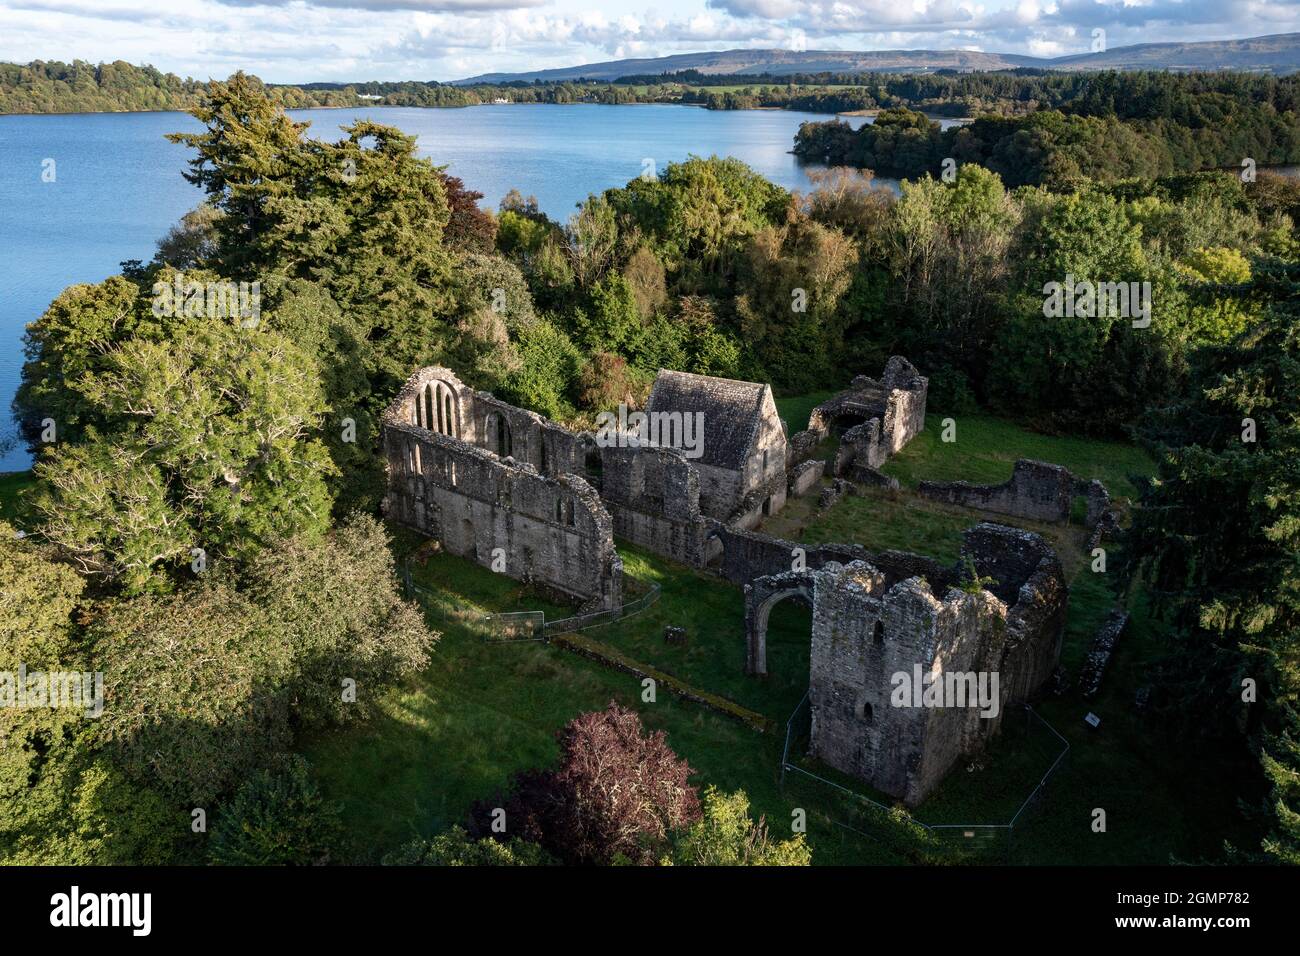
left=664, top=787, right=811, bottom=866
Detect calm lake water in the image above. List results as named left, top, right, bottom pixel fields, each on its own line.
left=0, top=103, right=953, bottom=471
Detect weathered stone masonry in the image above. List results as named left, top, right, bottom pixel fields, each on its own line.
left=790, top=355, right=928, bottom=479
left=591, top=367, right=793, bottom=566
left=918, top=458, right=1111, bottom=529
left=744, top=523, right=1067, bottom=806
left=597, top=443, right=710, bottom=568
left=382, top=358, right=1073, bottom=808
left=382, top=367, right=622, bottom=610
left=645, top=369, right=788, bottom=525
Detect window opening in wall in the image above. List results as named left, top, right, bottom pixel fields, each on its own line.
left=496, top=415, right=513, bottom=458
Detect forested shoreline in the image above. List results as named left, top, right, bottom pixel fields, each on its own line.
left=7, top=60, right=1299, bottom=189
left=795, top=102, right=1300, bottom=187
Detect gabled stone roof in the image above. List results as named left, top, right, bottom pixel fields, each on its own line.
left=646, top=369, right=770, bottom=471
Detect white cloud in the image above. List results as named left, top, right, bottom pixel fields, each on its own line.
left=0, top=0, right=1298, bottom=81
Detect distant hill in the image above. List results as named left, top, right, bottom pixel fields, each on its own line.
left=7, top=31, right=1300, bottom=118
left=1048, top=33, right=1300, bottom=72
left=453, top=32, right=1300, bottom=84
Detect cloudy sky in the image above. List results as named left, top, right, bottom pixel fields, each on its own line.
left=0, top=0, right=1295, bottom=83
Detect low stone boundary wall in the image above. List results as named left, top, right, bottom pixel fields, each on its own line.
left=847, top=462, right=899, bottom=490
left=1079, top=610, right=1128, bottom=698
left=552, top=632, right=773, bottom=733
left=918, top=459, right=1110, bottom=528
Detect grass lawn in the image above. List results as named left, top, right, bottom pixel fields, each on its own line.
left=3, top=402, right=1252, bottom=863
left=300, top=542, right=900, bottom=864
left=304, top=467, right=1257, bottom=865
left=881, top=413, right=1156, bottom=502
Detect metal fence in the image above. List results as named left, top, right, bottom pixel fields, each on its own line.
left=483, top=610, right=546, bottom=643
left=542, top=583, right=661, bottom=637
left=779, top=692, right=1070, bottom=851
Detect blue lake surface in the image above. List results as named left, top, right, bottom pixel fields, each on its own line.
left=0, top=103, right=906, bottom=471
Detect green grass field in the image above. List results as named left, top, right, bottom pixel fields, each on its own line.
left=304, top=520, right=1254, bottom=863
left=774, top=395, right=1156, bottom=502
left=774, top=391, right=836, bottom=437
left=882, top=413, right=1156, bottom=502
left=301, top=544, right=899, bottom=864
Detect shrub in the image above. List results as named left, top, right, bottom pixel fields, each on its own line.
left=576, top=352, right=634, bottom=410
left=471, top=702, right=701, bottom=865
left=383, top=827, right=553, bottom=866
left=209, top=756, right=343, bottom=866
left=665, top=787, right=811, bottom=866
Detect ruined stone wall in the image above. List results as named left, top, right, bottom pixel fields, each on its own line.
left=465, top=392, right=591, bottom=478
left=598, top=444, right=710, bottom=567
left=809, top=357, right=928, bottom=476
left=870, top=549, right=957, bottom=591
left=1081, top=479, right=1111, bottom=528
left=712, top=524, right=951, bottom=590
left=918, top=459, right=1111, bottom=530
left=743, top=522, right=1068, bottom=807
left=788, top=459, right=825, bottom=496
left=1079, top=610, right=1128, bottom=699
left=786, top=429, right=821, bottom=468
left=834, top=420, right=883, bottom=472
left=391, top=365, right=590, bottom=479
left=382, top=368, right=621, bottom=609
left=918, top=459, right=1075, bottom=523
left=879, top=355, right=929, bottom=456
left=713, top=525, right=871, bottom=585
left=961, top=523, right=1069, bottom=703
left=805, top=561, right=1008, bottom=806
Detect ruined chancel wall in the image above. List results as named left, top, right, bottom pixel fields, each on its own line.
left=382, top=367, right=622, bottom=610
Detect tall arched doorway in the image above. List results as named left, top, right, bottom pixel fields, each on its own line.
left=744, top=572, right=816, bottom=676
